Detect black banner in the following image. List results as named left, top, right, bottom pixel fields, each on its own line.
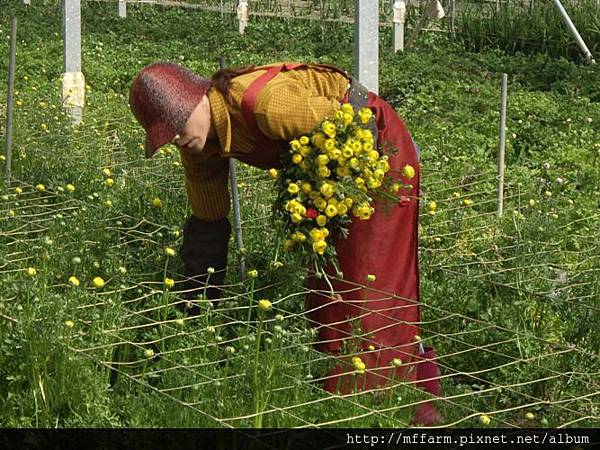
left=0, top=428, right=598, bottom=450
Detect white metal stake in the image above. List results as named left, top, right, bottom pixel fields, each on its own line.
left=62, top=0, right=85, bottom=124
left=5, top=18, right=17, bottom=186
left=552, top=0, right=596, bottom=64
left=220, top=56, right=246, bottom=281
left=118, top=0, right=126, bottom=18
left=497, top=74, right=507, bottom=217
left=354, top=0, right=379, bottom=94
left=392, top=0, right=406, bottom=53
left=237, top=0, right=248, bottom=34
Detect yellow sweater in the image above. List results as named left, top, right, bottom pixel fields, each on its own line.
left=180, top=64, right=349, bottom=220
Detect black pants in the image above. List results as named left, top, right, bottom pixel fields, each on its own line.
left=180, top=215, right=231, bottom=302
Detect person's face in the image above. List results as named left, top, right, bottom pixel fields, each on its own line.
left=172, top=95, right=212, bottom=155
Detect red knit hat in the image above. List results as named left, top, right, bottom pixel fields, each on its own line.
left=129, top=61, right=211, bottom=158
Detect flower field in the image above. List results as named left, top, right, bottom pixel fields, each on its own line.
left=1, top=0, right=599, bottom=428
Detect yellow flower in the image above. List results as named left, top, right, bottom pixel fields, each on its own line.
left=319, top=183, right=334, bottom=198
left=325, top=204, right=337, bottom=218
left=317, top=154, right=330, bottom=166
left=358, top=107, right=373, bottom=124
left=164, top=247, right=176, bottom=257
left=343, top=113, right=353, bottom=126
left=104, top=178, right=114, bottom=187
left=352, top=356, right=366, bottom=374
left=26, top=267, right=37, bottom=277
left=391, top=358, right=402, bottom=367
left=299, top=136, right=310, bottom=146
left=312, top=132, right=326, bottom=149
left=15, top=187, right=23, bottom=194
left=322, top=121, right=336, bottom=138
left=479, top=414, right=491, bottom=426
left=337, top=203, right=348, bottom=216
left=314, top=198, right=327, bottom=211
left=268, top=168, right=278, bottom=179
left=366, top=274, right=376, bottom=282
left=528, top=199, right=536, bottom=207
left=292, top=153, right=303, bottom=164
left=342, top=146, right=354, bottom=159
left=544, top=190, right=552, bottom=197
left=525, top=412, right=535, bottom=420
left=65, top=320, right=75, bottom=328
left=290, top=140, right=301, bottom=151
left=104, top=200, right=113, bottom=208
left=291, top=213, right=303, bottom=223
left=414, top=335, right=421, bottom=342
left=68, top=276, right=80, bottom=287
left=258, top=299, right=272, bottom=311
left=317, top=166, right=331, bottom=178
left=427, top=201, right=437, bottom=214
left=35, top=184, right=45, bottom=192
left=102, top=168, right=112, bottom=177
left=292, top=232, right=306, bottom=242
left=463, top=199, right=473, bottom=206
left=8, top=210, right=15, bottom=217
left=247, top=269, right=258, bottom=278
left=344, top=198, right=354, bottom=208
left=65, top=184, right=75, bottom=193
left=164, top=277, right=175, bottom=288
left=287, top=183, right=300, bottom=194
left=283, top=239, right=295, bottom=251
left=144, top=348, right=155, bottom=359
left=301, top=182, right=312, bottom=194
left=324, top=139, right=335, bottom=152
left=402, top=165, right=416, bottom=179
left=92, top=277, right=105, bottom=288
left=341, top=103, right=354, bottom=115
left=299, top=145, right=311, bottom=157
left=312, top=240, right=327, bottom=255
left=152, top=197, right=163, bottom=208
left=316, top=215, right=327, bottom=227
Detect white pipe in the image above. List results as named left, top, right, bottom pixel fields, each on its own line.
left=552, top=0, right=596, bottom=64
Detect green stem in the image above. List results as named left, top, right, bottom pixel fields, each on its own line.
left=253, top=316, right=263, bottom=428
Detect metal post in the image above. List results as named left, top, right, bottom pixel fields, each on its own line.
left=552, top=0, right=596, bottom=64
left=237, top=0, right=249, bottom=34
left=392, top=0, right=406, bottom=53
left=5, top=18, right=17, bottom=186
left=220, top=56, right=246, bottom=281
left=118, top=0, right=126, bottom=18
left=354, top=0, right=379, bottom=94
left=451, top=0, right=455, bottom=36
left=62, top=0, right=85, bottom=124
left=497, top=74, right=507, bottom=217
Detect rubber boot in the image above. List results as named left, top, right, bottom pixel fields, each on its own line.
left=411, top=346, right=444, bottom=426
left=179, top=215, right=231, bottom=312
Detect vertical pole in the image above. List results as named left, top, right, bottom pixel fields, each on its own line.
left=237, top=0, right=249, bottom=34
left=220, top=0, right=224, bottom=19
left=450, top=0, right=455, bottom=36
left=221, top=56, right=247, bottom=281
left=354, top=0, right=379, bottom=94
left=392, top=1, right=406, bottom=53
left=552, top=0, right=596, bottom=64
left=23, top=0, right=31, bottom=5
left=497, top=74, right=507, bottom=217
left=62, top=0, right=85, bottom=124
left=5, top=18, right=17, bottom=187
left=118, top=0, right=127, bottom=18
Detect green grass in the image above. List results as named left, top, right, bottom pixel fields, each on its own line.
left=0, top=0, right=599, bottom=429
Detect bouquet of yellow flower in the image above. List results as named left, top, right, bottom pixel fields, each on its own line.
left=269, top=103, right=411, bottom=272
